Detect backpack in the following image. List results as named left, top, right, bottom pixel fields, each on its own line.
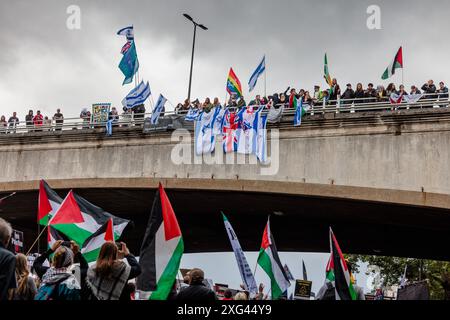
left=35, top=275, right=69, bottom=300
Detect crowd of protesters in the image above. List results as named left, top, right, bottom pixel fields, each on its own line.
left=174, top=79, right=449, bottom=115
left=0, top=217, right=281, bottom=301
left=1, top=80, right=448, bottom=134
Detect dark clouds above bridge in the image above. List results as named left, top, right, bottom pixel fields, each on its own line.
left=0, top=0, right=449, bottom=117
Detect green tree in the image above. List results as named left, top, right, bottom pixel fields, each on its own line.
left=347, top=254, right=450, bottom=300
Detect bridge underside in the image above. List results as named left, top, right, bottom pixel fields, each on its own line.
left=1, top=187, right=449, bottom=261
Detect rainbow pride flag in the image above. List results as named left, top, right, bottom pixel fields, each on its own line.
left=226, top=68, right=243, bottom=98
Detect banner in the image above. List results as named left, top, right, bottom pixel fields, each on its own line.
left=222, top=213, right=258, bottom=295
left=11, top=229, right=24, bottom=253
left=91, top=103, right=111, bottom=124
left=294, top=279, right=312, bottom=300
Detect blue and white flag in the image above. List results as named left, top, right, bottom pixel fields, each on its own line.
left=117, top=25, right=134, bottom=40
left=248, top=56, right=265, bottom=92
left=212, top=107, right=226, bottom=135
left=236, top=105, right=264, bottom=155
left=222, top=212, right=258, bottom=296
left=294, top=98, right=309, bottom=126
left=256, top=112, right=268, bottom=163
left=185, top=107, right=200, bottom=121
left=150, top=94, right=167, bottom=125
left=122, top=81, right=151, bottom=109
left=194, top=108, right=220, bottom=155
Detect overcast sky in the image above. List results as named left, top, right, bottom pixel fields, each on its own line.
left=2, top=0, right=443, bottom=295
left=1, top=0, right=449, bottom=119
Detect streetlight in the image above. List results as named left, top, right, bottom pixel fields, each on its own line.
left=183, top=13, right=208, bottom=102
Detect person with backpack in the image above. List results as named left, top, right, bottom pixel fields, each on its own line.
left=33, top=240, right=87, bottom=300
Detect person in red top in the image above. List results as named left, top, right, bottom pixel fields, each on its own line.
left=221, top=289, right=233, bottom=301
left=33, top=110, right=44, bottom=132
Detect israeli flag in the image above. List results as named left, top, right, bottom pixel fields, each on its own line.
left=248, top=56, right=265, bottom=92
left=294, top=98, right=303, bottom=126
left=256, top=112, right=268, bottom=163
left=185, top=108, right=200, bottom=121
left=195, top=108, right=220, bottom=155
left=117, top=25, right=134, bottom=40
left=150, top=94, right=167, bottom=125
left=121, top=81, right=151, bottom=109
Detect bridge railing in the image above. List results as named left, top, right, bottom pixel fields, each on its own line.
left=1, top=93, right=449, bottom=134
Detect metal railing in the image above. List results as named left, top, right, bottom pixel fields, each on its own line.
left=0, top=93, right=448, bottom=135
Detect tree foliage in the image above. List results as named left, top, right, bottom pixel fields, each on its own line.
left=347, top=254, right=450, bottom=300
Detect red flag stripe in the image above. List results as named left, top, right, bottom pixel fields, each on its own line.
left=159, top=183, right=182, bottom=241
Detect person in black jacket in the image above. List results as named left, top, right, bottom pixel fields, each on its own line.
left=354, top=83, right=365, bottom=105
left=175, top=268, right=217, bottom=301
left=421, top=80, right=437, bottom=100
left=0, top=218, right=16, bottom=301
left=86, top=241, right=141, bottom=300
left=341, top=83, right=355, bottom=105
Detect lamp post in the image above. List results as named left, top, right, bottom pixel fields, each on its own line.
left=183, top=13, right=208, bottom=103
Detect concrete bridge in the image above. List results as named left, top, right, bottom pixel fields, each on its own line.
left=1, top=108, right=450, bottom=260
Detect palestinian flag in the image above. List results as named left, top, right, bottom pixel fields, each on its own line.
left=38, top=180, right=63, bottom=226
left=47, top=225, right=68, bottom=249
left=326, top=228, right=357, bottom=300
left=81, top=218, right=114, bottom=263
left=324, top=53, right=333, bottom=87
left=48, top=190, right=130, bottom=248
left=381, top=46, right=403, bottom=80
left=257, top=216, right=290, bottom=300
left=136, top=183, right=184, bottom=300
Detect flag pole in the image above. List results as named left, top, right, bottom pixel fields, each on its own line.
left=264, top=56, right=267, bottom=99
left=37, top=224, right=40, bottom=254
left=26, top=225, right=48, bottom=255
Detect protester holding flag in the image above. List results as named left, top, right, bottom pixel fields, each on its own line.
left=33, top=240, right=86, bottom=300
left=86, top=241, right=141, bottom=300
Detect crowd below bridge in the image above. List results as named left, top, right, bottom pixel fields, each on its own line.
left=0, top=79, right=449, bottom=134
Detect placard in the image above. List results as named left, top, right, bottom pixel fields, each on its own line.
left=91, top=103, right=111, bottom=124
left=294, top=279, right=312, bottom=300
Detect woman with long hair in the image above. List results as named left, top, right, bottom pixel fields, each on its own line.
left=86, top=241, right=141, bottom=300
left=12, top=254, right=37, bottom=300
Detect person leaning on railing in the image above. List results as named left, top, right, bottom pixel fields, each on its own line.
left=33, top=110, right=44, bottom=132
left=80, top=108, right=91, bottom=129
left=7, top=112, right=19, bottom=134
left=53, top=108, right=64, bottom=131
left=0, top=116, right=7, bottom=134
left=25, top=110, right=34, bottom=132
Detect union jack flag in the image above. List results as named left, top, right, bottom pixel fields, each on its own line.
left=121, top=41, right=132, bottom=54
left=222, top=110, right=242, bottom=153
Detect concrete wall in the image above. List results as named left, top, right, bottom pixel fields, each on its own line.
left=1, top=109, right=450, bottom=209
